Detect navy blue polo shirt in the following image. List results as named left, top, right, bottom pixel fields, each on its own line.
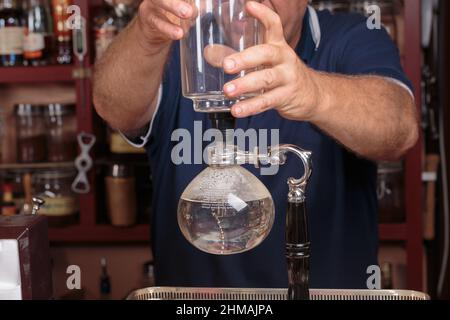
left=138, top=7, right=412, bottom=289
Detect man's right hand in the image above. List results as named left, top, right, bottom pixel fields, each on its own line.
left=138, top=0, right=195, bottom=49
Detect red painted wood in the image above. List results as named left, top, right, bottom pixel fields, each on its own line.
left=49, top=224, right=150, bottom=243
left=0, top=66, right=74, bottom=83
left=74, top=0, right=97, bottom=227
left=379, top=224, right=407, bottom=241
left=403, top=0, right=424, bottom=292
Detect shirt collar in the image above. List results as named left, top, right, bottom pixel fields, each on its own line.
left=296, top=6, right=321, bottom=63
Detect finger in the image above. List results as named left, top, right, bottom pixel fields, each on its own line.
left=222, top=44, right=282, bottom=74
left=224, top=68, right=281, bottom=98
left=150, top=0, right=193, bottom=19
left=245, top=1, right=285, bottom=44
left=204, top=44, right=238, bottom=68
left=145, top=11, right=184, bottom=40
left=232, top=88, right=285, bottom=118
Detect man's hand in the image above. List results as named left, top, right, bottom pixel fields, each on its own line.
left=222, top=1, right=320, bottom=121
left=137, top=0, right=196, bottom=50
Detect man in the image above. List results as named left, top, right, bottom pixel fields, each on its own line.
left=93, top=0, right=418, bottom=289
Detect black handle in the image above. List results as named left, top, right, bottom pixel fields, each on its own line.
left=286, top=201, right=310, bottom=300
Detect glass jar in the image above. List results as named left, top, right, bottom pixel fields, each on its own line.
left=44, top=104, right=77, bottom=162
left=33, top=169, right=79, bottom=227
left=105, top=163, right=137, bottom=227
left=15, top=104, right=47, bottom=163
left=377, top=162, right=405, bottom=223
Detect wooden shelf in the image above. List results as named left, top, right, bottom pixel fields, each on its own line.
left=0, top=162, right=74, bottom=170
left=379, top=223, right=407, bottom=241
left=0, top=65, right=75, bottom=84
left=48, top=224, right=150, bottom=243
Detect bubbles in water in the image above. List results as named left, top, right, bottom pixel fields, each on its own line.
left=178, top=197, right=274, bottom=255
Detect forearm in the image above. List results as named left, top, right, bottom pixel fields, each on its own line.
left=93, top=18, right=171, bottom=134
left=309, top=73, right=419, bottom=161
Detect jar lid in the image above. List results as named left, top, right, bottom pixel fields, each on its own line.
left=107, top=163, right=134, bottom=177
left=15, top=104, right=44, bottom=116
left=44, top=104, right=76, bottom=117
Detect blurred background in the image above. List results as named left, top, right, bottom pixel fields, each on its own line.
left=0, top=0, right=449, bottom=299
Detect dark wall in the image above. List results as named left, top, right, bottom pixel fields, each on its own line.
left=438, top=0, right=450, bottom=300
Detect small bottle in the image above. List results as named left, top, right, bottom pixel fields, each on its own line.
left=51, top=0, right=72, bottom=64
left=1, top=183, right=17, bottom=216
left=23, top=0, right=54, bottom=66
left=93, top=0, right=118, bottom=61
left=381, top=262, right=394, bottom=289
left=141, top=261, right=155, bottom=288
left=93, top=0, right=137, bottom=61
left=0, top=0, right=25, bottom=67
left=100, top=258, right=111, bottom=299
left=105, top=163, right=137, bottom=227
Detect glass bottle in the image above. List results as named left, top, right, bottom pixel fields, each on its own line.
left=1, top=182, right=17, bottom=216
left=0, top=0, right=24, bottom=67
left=99, top=258, right=111, bottom=300
left=93, top=0, right=137, bottom=61
left=93, top=0, right=116, bottom=61
left=105, top=163, right=137, bottom=227
left=23, top=0, right=54, bottom=66
left=51, top=0, right=72, bottom=64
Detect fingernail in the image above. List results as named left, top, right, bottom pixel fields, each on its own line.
left=179, top=4, right=190, bottom=16
left=234, top=106, right=243, bottom=115
left=224, top=59, right=236, bottom=70
left=225, top=83, right=236, bottom=93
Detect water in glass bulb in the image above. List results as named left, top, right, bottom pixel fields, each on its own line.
left=178, top=165, right=275, bottom=255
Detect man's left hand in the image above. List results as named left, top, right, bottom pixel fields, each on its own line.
left=222, top=1, right=321, bottom=120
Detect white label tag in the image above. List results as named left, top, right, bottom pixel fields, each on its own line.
left=23, top=32, right=45, bottom=52
left=422, top=172, right=437, bottom=182
left=0, top=27, right=24, bottom=55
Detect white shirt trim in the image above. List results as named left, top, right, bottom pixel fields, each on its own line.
left=307, top=6, right=321, bottom=49
left=120, top=83, right=163, bottom=148
left=384, top=77, right=415, bottom=100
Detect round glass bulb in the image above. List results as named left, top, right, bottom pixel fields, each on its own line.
left=178, top=165, right=275, bottom=255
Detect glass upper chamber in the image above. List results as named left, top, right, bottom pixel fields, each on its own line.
left=180, top=0, right=262, bottom=113
left=178, top=162, right=275, bottom=255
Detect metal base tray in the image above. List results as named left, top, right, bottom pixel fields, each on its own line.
left=127, top=287, right=430, bottom=300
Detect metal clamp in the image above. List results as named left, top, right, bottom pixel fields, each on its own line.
left=72, top=132, right=96, bottom=194
left=268, top=145, right=313, bottom=203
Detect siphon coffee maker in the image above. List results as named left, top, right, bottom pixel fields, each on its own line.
left=177, top=0, right=313, bottom=300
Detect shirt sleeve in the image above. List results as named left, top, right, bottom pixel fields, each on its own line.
left=335, top=14, right=414, bottom=97
left=120, top=83, right=163, bottom=148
